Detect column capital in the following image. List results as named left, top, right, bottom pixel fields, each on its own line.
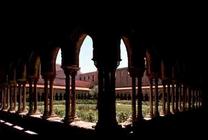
left=41, top=72, right=56, bottom=81
left=9, top=80, right=17, bottom=86
left=128, top=66, right=144, bottom=78
left=62, top=65, right=79, bottom=75
left=16, top=79, right=27, bottom=84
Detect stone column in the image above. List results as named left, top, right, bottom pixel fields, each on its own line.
left=17, top=83, right=22, bottom=113
left=9, top=84, right=13, bottom=111
left=33, top=79, right=38, bottom=114
left=6, top=85, right=10, bottom=111
left=149, top=78, right=154, bottom=118
left=175, top=83, right=179, bottom=112
left=188, top=87, right=191, bottom=110
left=13, top=84, right=17, bottom=111
left=192, top=89, right=195, bottom=109
left=171, top=83, right=175, bottom=113
left=96, top=67, right=118, bottom=129
left=48, top=78, right=55, bottom=117
left=22, top=82, right=27, bottom=112
left=63, top=70, right=71, bottom=123
left=154, top=77, right=159, bottom=117
left=70, top=69, right=78, bottom=121
left=131, top=76, right=136, bottom=123
left=166, top=82, right=171, bottom=114
left=182, top=85, right=186, bottom=111
left=3, top=86, right=7, bottom=110
left=162, top=81, right=166, bottom=115
left=137, top=76, right=143, bottom=120
left=0, top=87, right=3, bottom=110
left=42, top=78, right=49, bottom=119
left=28, top=79, right=33, bottom=115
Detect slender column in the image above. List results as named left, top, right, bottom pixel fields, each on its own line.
left=13, top=84, right=17, bottom=111
left=28, top=79, right=33, bottom=115
left=64, top=72, right=71, bottom=123
left=33, top=79, right=38, bottom=114
left=154, top=77, right=159, bottom=117
left=3, top=86, right=7, bottom=111
left=192, top=89, right=195, bottom=109
left=188, top=87, right=191, bottom=110
left=131, top=76, right=136, bottom=123
left=166, top=82, right=171, bottom=114
left=70, top=71, right=76, bottom=121
left=49, top=78, right=55, bottom=117
left=6, top=85, right=10, bottom=110
left=162, top=81, right=166, bottom=115
left=17, top=83, right=22, bottom=113
left=43, top=78, right=49, bottom=119
left=22, top=82, right=27, bottom=112
left=182, top=85, right=186, bottom=111
left=137, top=76, right=143, bottom=120
left=9, top=84, right=13, bottom=111
left=175, top=83, right=179, bottom=112
left=149, top=78, right=154, bottom=118
left=178, top=85, right=182, bottom=111
left=171, top=83, right=175, bottom=113
left=0, top=88, right=3, bottom=109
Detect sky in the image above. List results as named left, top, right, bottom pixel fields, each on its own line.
left=56, top=36, right=128, bottom=73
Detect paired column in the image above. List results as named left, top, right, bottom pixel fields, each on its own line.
left=17, top=81, right=27, bottom=113
left=166, top=82, right=171, bottom=114
left=128, top=67, right=144, bottom=123
left=95, top=66, right=118, bottom=129
left=8, top=82, right=17, bottom=112
left=154, top=77, right=159, bottom=117
left=28, top=78, right=39, bottom=115
left=161, top=80, right=166, bottom=115
left=63, top=66, right=79, bottom=123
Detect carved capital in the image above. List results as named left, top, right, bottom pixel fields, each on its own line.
left=62, top=65, right=79, bottom=75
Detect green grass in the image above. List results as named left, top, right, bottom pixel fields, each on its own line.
left=37, top=100, right=160, bottom=123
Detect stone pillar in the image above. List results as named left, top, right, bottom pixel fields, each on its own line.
left=149, top=78, right=154, bottom=118
left=70, top=70, right=77, bottom=121
left=17, top=83, right=22, bottom=113
left=166, top=82, right=171, bottom=114
left=22, top=82, right=27, bottom=112
left=188, top=87, right=191, bottom=110
left=175, top=83, right=179, bottom=112
left=63, top=71, right=71, bottom=123
left=13, top=84, right=17, bottom=111
left=42, top=78, right=49, bottom=119
left=96, top=67, right=118, bottom=129
left=28, top=79, right=33, bottom=115
left=182, top=85, right=186, bottom=111
left=171, top=83, right=175, bottom=113
left=154, top=77, right=159, bottom=117
left=33, top=79, right=38, bottom=114
left=178, top=84, right=182, bottom=111
left=3, top=85, right=7, bottom=111
left=0, top=87, right=3, bottom=110
left=63, top=66, right=79, bottom=123
left=192, top=89, right=195, bottom=109
left=48, top=78, right=55, bottom=117
left=6, top=85, right=10, bottom=110
left=9, top=84, right=13, bottom=111
left=137, top=76, right=143, bottom=120
left=131, top=76, right=136, bottom=123
left=161, top=81, right=166, bottom=115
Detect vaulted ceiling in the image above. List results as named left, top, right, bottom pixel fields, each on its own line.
left=0, top=5, right=207, bottom=86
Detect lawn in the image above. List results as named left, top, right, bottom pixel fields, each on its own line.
left=37, top=100, right=157, bottom=123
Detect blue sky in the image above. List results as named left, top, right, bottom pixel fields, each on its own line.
left=56, top=36, right=127, bottom=73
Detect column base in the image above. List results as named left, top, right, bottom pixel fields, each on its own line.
left=95, top=121, right=123, bottom=136
left=63, top=117, right=73, bottom=124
